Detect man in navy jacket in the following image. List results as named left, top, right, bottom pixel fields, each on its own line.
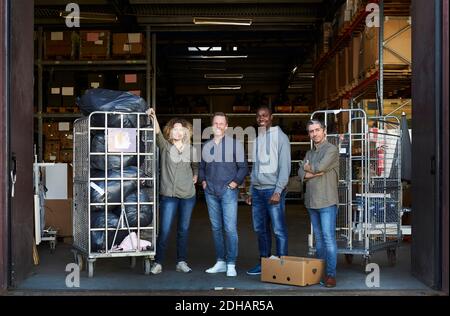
left=199, top=112, right=248, bottom=277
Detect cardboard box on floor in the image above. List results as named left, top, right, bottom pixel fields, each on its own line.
left=44, top=198, right=72, bottom=238
left=261, top=256, right=324, bottom=286
left=43, top=164, right=74, bottom=238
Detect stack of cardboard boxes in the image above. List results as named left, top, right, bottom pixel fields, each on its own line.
left=314, top=16, right=412, bottom=107
left=43, top=122, right=73, bottom=163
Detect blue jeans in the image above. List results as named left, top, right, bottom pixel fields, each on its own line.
left=205, top=188, right=239, bottom=264
left=251, top=188, right=288, bottom=257
left=155, top=195, right=196, bottom=264
left=308, top=205, right=338, bottom=278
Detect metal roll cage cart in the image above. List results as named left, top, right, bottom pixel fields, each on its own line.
left=307, top=109, right=402, bottom=269
left=72, top=111, right=157, bottom=277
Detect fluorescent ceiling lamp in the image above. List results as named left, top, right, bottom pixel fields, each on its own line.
left=204, top=74, right=244, bottom=79
left=288, top=84, right=312, bottom=89
left=296, top=73, right=315, bottom=78
left=202, top=55, right=248, bottom=59
left=193, top=17, right=252, bottom=26
left=208, top=85, right=241, bottom=90
left=193, top=55, right=247, bottom=59
left=59, top=11, right=117, bottom=22
left=188, top=46, right=222, bottom=52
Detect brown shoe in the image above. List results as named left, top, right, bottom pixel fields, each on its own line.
left=324, top=276, right=336, bottom=288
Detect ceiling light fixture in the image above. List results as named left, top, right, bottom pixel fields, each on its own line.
left=193, top=17, right=252, bottom=26
left=296, top=73, right=315, bottom=78
left=199, top=55, right=247, bottom=59
left=182, top=55, right=247, bottom=60
left=188, top=46, right=222, bottom=52
left=204, top=74, right=244, bottom=79
left=288, top=84, right=312, bottom=89
left=208, top=85, right=241, bottom=90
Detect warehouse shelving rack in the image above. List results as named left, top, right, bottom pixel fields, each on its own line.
left=314, top=0, right=412, bottom=115
left=34, top=26, right=156, bottom=162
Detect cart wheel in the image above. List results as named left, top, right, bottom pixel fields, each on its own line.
left=143, top=258, right=151, bottom=275
left=88, top=260, right=95, bottom=278
left=344, top=254, right=354, bottom=265
left=72, top=249, right=77, bottom=262
left=50, top=240, right=56, bottom=253
left=76, top=253, right=84, bottom=272
left=130, top=257, right=136, bottom=269
left=387, top=248, right=397, bottom=267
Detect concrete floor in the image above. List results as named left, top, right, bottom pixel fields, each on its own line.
left=16, top=201, right=433, bottom=295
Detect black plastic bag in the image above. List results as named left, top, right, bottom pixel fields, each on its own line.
left=90, top=211, right=127, bottom=252
left=90, top=178, right=137, bottom=204
left=91, top=166, right=143, bottom=179
left=77, top=89, right=148, bottom=115
left=90, top=133, right=138, bottom=170
left=90, top=167, right=150, bottom=212
left=123, top=189, right=154, bottom=227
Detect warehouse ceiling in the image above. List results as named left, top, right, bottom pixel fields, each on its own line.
left=35, top=0, right=345, bottom=93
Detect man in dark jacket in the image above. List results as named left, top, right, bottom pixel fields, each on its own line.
left=199, top=112, right=248, bottom=277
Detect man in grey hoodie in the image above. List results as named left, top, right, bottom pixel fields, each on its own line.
left=246, top=105, right=291, bottom=275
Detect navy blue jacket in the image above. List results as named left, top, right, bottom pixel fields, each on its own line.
left=198, top=135, right=248, bottom=196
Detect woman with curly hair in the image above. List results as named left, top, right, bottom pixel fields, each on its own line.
left=147, top=108, right=198, bottom=274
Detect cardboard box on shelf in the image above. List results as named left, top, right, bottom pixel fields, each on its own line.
left=292, top=105, right=310, bottom=113
left=291, top=134, right=309, bottom=142
left=60, top=150, right=73, bottom=163
left=48, top=85, right=62, bottom=107
left=87, top=73, right=105, bottom=89
left=360, top=18, right=411, bottom=74
left=57, top=121, right=72, bottom=132
left=79, top=31, right=110, bottom=59
left=112, top=33, right=145, bottom=57
left=60, top=136, right=73, bottom=150
left=233, top=105, right=251, bottom=113
left=382, top=18, right=411, bottom=67
left=44, top=199, right=73, bottom=237
left=44, top=140, right=60, bottom=162
left=43, top=122, right=59, bottom=135
left=274, top=105, right=292, bottom=113
left=44, top=31, right=74, bottom=60
left=361, top=27, right=379, bottom=76
left=44, top=131, right=60, bottom=140
left=261, top=256, right=324, bottom=287
left=45, top=140, right=60, bottom=153
left=118, top=73, right=144, bottom=92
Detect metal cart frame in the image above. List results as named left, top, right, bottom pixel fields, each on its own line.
left=307, top=109, right=402, bottom=268
left=72, top=111, right=157, bottom=277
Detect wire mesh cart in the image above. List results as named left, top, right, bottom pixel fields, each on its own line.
left=307, top=109, right=402, bottom=268
left=72, top=111, right=157, bottom=277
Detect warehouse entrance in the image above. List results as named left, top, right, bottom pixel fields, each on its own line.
left=0, top=0, right=448, bottom=293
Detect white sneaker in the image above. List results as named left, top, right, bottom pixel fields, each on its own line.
left=150, top=263, right=162, bottom=274
left=176, top=261, right=192, bottom=273
left=226, top=264, right=237, bottom=277
left=205, top=260, right=227, bottom=273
